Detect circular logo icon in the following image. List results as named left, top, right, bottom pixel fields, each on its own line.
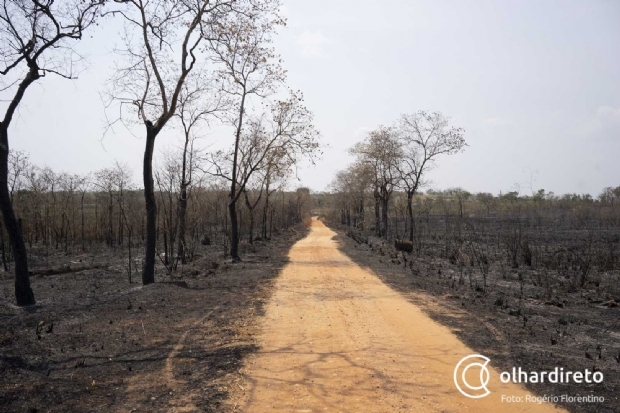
left=453, top=354, right=491, bottom=398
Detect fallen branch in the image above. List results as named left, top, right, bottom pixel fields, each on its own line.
left=29, top=263, right=109, bottom=276
left=346, top=229, right=368, bottom=244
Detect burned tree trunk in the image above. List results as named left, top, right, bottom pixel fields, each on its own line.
left=382, top=196, right=389, bottom=239
left=381, top=185, right=390, bottom=240
left=228, top=92, right=246, bottom=262
left=261, top=188, right=270, bottom=239
left=81, top=191, right=86, bottom=252
left=0, top=125, right=34, bottom=306
left=142, top=126, right=157, bottom=285
left=374, top=188, right=381, bottom=237
left=0, top=221, right=7, bottom=271
left=407, top=191, right=414, bottom=242
left=244, top=189, right=263, bottom=245
left=177, top=183, right=188, bottom=264
left=229, top=200, right=240, bottom=260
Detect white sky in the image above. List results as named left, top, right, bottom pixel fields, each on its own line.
left=6, top=0, right=620, bottom=196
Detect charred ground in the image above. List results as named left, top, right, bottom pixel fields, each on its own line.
left=0, top=226, right=308, bottom=413
left=329, top=209, right=620, bottom=413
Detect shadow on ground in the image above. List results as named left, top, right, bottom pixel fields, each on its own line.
left=0, top=227, right=308, bottom=413
left=329, top=226, right=620, bottom=413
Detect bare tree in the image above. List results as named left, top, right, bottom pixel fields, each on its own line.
left=329, top=163, right=373, bottom=229
left=206, top=93, right=320, bottom=258
left=329, top=169, right=355, bottom=226
left=351, top=127, right=400, bottom=239
left=75, top=174, right=91, bottom=252
left=94, top=163, right=132, bottom=248
left=4, top=150, right=32, bottom=270
left=207, top=0, right=285, bottom=260
left=243, top=171, right=265, bottom=244
left=107, top=0, right=233, bottom=284
left=154, top=153, right=180, bottom=271
left=260, top=155, right=290, bottom=239
left=175, top=74, right=226, bottom=264
left=0, top=0, right=104, bottom=305
left=7, top=149, right=31, bottom=201
left=396, top=111, right=466, bottom=242
left=347, top=163, right=374, bottom=230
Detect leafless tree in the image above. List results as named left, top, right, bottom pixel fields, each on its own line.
left=396, top=111, right=466, bottom=242
left=4, top=150, right=31, bottom=269
left=154, top=154, right=179, bottom=271
left=260, top=155, right=290, bottom=239
left=242, top=171, right=265, bottom=244
left=0, top=0, right=104, bottom=305
left=351, top=126, right=400, bottom=239
left=106, top=0, right=233, bottom=284
left=94, top=163, right=131, bottom=248
left=7, top=149, right=31, bottom=201
left=175, top=74, right=226, bottom=263
left=206, top=93, right=320, bottom=258
left=206, top=0, right=285, bottom=260
left=329, top=163, right=373, bottom=230
left=329, top=169, right=355, bottom=226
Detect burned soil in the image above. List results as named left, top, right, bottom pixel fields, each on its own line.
left=0, top=227, right=308, bottom=413
left=333, top=223, right=620, bottom=413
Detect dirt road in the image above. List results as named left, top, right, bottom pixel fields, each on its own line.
left=240, top=218, right=567, bottom=412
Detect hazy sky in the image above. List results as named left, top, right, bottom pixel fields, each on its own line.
left=6, top=0, right=620, bottom=196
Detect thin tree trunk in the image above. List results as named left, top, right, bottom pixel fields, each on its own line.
left=229, top=91, right=247, bottom=261
left=374, top=190, right=381, bottom=237
left=177, top=184, right=187, bottom=264
left=81, top=192, right=85, bottom=252
left=127, top=229, right=132, bottom=283
left=176, top=134, right=190, bottom=264
left=64, top=213, right=68, bottom=253
left=108, top=194, right=114, bottom=248
left=261, top=199, right=269, bottom=239
left=163, top=229, right=169, bottom=266
left=229, top=201, right=239, bottom=259
left=358, top=198, right=364, bottom=230
left=94, top=202, right=99, bottom=243
left=269, top=208, right=273, bottom=239
left=407, top=192, right=414, bottom=242
left=262, top=182, right=270, bottom=239
left=168, top=188, right=174, bottom=267
left=248, top=208, right=254, bottom=244
left=118, top=207, right=124, bottom=246
left=244, top=190, right=261, bottom=245
left=382, top=193, right=389, bottom=240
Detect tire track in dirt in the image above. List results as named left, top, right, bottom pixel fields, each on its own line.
left=238, top=218, right=569, bottom=412
left=163, top=310, right=215, bottom=412
left=124, top=309, right=216, bottom=413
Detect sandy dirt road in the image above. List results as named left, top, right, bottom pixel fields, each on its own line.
left=240, top=218, right=567, bottom=412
